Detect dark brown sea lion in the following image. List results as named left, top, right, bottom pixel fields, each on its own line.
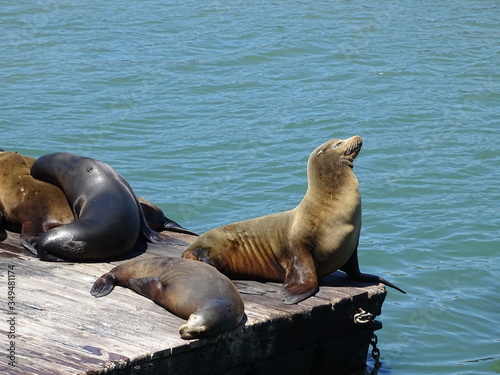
left=0, top=151, right=194, bottom=259
left=91, top=256, right=245, bottom=339
left=20, top=152, right=181, bottom=261
left=182, top=136, right=405, bottom=304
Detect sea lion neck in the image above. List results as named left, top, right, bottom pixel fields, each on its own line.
left=342, top=157, right=355, bottom=169
left=303, top=171, right=359, bottom=207
left=306, top=160, right=357, bottom=196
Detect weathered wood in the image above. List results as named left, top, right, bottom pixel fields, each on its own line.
left=0, top=228, right=386, bottom=374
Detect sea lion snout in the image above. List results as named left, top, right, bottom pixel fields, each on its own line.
left=343, top=135, right=363, bottom=157
left=179, top=313, right=209, bottom=339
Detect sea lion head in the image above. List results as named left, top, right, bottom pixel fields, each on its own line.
left=178, top=301, right=241, bottom=339
left=307, top=135, right=363, bottom=191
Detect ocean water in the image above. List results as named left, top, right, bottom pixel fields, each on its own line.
left=1, top=1, right=499, bottom=374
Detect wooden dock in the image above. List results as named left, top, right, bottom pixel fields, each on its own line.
left=1, top=228, right=387, bottom=375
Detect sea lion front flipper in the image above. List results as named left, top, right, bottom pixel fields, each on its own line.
left=340, top=245, right=406, bottom=294
left=91, top=273, right=117, bottom=298
left=127, top=276, right=164, bottom=301
left=281, top=250, right=319, bottom=304
left=20, top=234, right=38, bottom=256
left=20, top=233, right=66, bottom=262
left=19, top=221, right=44, bottom=256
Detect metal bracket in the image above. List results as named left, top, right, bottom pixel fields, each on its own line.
left=353, top=308, right=383, bottom=374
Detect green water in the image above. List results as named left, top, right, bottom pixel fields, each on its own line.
left=1, top=1, right=499, bottom=374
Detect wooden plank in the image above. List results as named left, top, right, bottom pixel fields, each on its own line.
left=0, top=228, right=387, bottom=374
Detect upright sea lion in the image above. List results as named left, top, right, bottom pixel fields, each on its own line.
left=182, top=136, right=405, bottom=304
left=91, top=256, right=245, bottom=339
left=21, top=152, right=180, bottom=261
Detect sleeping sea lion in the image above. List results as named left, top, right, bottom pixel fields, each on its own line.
left=182, top=136, right=405, bottom=304
left=20, top=152, right=181, bottom=261
left=91, top=256, right=245, bottom=339
left=0, top=151, right=194, bottom=260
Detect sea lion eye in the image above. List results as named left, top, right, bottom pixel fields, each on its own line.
left=317, top=150, right=323, bottom=156
left=332, top=141, right=343, bottom=149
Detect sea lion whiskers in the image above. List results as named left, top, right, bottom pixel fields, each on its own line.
left=344, top=137, right=363, bottom=157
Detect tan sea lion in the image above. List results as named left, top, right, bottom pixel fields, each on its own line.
left=182, top=136, right=405, bottom=304
left=0, top=151, right=74, bottom=241
left=90, top=256, right=245, bottom=339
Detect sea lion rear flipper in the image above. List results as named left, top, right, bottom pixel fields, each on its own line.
left=137, top=196, right=198, bottom=236
left=136, top=198, right=187, bottom=246
left=162, top=218, right=199, bottom=236
left=340, top=246, right=406, bottom=294
left=281, top=251, right=319, bottom=304
left=127, top=276, right=164, bottom=301
left=91, top=274, right=117, bottom=298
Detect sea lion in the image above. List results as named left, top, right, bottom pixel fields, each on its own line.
left=0, top=151, right=74, bottom=240
left=182, top=136, right=405, bottom=304
left=0, top=151, right=195, bottom=258
left=20, top=152, right=179, bottom=261
left=90, top=256, right=245, bottom=339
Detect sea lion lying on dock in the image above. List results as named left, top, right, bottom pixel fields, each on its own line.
left=182, top=136, right=405, bottom=304
left=0, top=151, right=194, bottom=261
left=22, top=152, right=183, bottom=261
left=91, top=256, right=245, bottom=339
